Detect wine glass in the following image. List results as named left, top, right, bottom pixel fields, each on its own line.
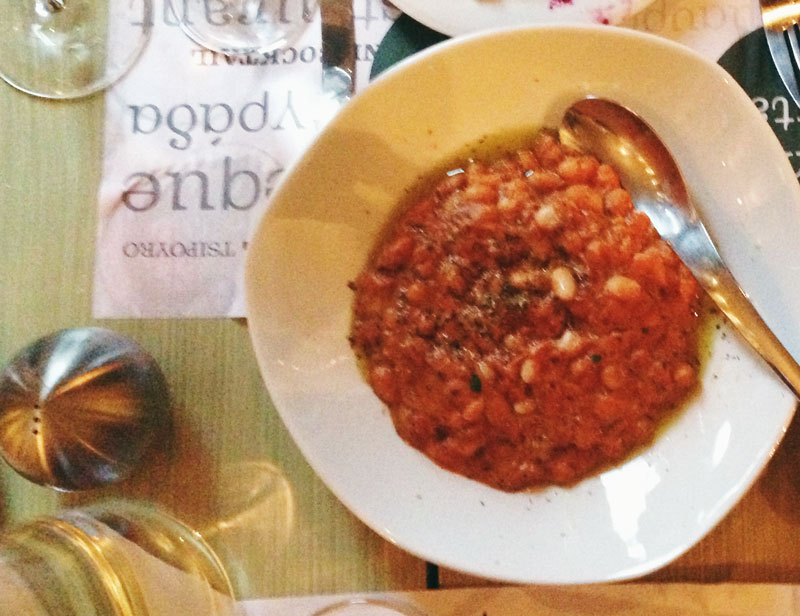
left=0, top=0, right=153, bottom=99
left=0, top=500, right=238, bottom=616
left=171, top=0, right=317, bottom=54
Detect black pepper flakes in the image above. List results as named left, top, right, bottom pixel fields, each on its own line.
left=469, top=373, right=482, bottom=392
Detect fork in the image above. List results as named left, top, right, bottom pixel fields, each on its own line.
left=760, top=0, right=800, bottom=108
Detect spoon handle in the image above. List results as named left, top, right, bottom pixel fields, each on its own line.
left=709, top=270, right=800, bottom=398
left=670, top=222, right=800, bottom=399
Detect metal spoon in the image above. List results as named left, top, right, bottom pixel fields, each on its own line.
left=559, top=97, right=800, bottom=398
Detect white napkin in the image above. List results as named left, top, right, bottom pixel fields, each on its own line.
left=92, top=0, right=763, bottom=319
left=92, top=0, right=397, bottom=318
left=621, top=0, right=761, bottom=59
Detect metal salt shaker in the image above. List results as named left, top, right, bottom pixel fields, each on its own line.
left=0, top=327, right=169, bottom=490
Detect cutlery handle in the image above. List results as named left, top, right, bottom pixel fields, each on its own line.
left=702, top=265, right=800, bottom=399
left=320, top=0, right=355, bottom=98
left=674, top=221, right=800, bottom=399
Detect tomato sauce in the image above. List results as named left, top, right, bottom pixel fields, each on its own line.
left=348, top=131, right=703, bottom=491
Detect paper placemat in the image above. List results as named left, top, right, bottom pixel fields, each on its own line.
left=92, top=0, right=397, bottom=318
left=239, top=584, right=800, bottom=615
left=93, top=0, right=792, bottom=319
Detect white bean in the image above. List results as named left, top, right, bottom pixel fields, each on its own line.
left=534, top=204, right=560, bottom=230
left=604, top=274, right=641, bottom=299
left=520, top=358, right=536, bottom=383
left=513, top=400, right=536, bottom=415
left=477, top=361, right=494, bottom=382
left=555, top=329, right=581, bottom=352
left=551, top=266, right=576, bottom=301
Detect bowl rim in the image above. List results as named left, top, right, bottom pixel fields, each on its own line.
left=244, top=23, right=799, bottom=584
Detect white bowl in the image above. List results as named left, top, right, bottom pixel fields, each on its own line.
left=245, top=25, right=800, bottom=583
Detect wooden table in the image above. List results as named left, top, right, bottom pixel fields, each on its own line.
left=1, top=10, right=800, bottom=602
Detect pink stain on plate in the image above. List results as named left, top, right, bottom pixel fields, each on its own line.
left=548, top=0, right=637, bottom=25
left=592, top=8, right=612, bottom=24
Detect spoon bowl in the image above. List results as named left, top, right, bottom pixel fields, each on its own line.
left=559, top=97, right=800, bottom=398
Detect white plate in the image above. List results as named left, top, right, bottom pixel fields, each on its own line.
left=245, top=25, right=800, bottom=584
left=390, top=0, right=655, bottom=36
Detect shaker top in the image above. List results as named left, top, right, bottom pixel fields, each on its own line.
left=0, top=327, right=169, bottom=490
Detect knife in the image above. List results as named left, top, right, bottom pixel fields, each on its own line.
left=320, top=0, right=356, bottom=101
left=760, top=0, right=800, bottom=108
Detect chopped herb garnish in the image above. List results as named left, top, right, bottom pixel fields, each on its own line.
left=590, top=353, right=602, bottom=363
left=469, top=373, right=482, bottom=392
